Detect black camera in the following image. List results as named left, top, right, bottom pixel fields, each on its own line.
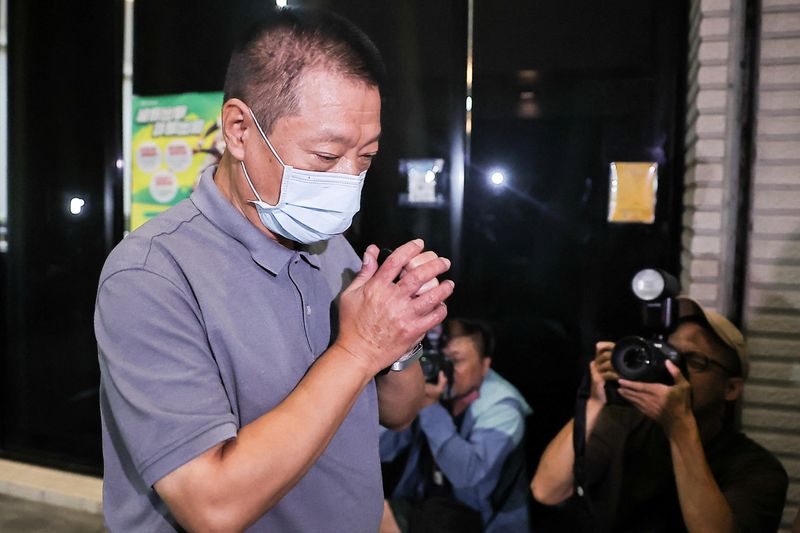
left=610, top=269, right=687, bottom=385
left=611, top=336, right=683, bottom=384
left=419, top=325, right=454, bottom=397
left=420, top=351, right=454, bottom=385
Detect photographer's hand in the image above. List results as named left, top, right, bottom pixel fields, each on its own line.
left=617, top=360, right=693, bottom=435
left=594, top=341, right=620, bottom=382
left=620, top=361, right=736, bottom=533
left=420, top=371, right=448, bottom=409
left=591, top=341, right=619, bottom=405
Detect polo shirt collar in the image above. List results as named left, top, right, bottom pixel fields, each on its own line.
left=190, top=165, right=321, bottom=274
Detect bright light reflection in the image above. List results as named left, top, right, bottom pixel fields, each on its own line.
left=424, top=170, right=436, bottom=183
left=466, top=96, right=473, bottom=112
left=69, top=197, right=85, bottom=215
left=276, top=0, right=288, bottom=6
left=490, top=171, right=505, bottom=186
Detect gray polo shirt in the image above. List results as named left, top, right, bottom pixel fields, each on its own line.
left=95, top=166, right=382, bottom=532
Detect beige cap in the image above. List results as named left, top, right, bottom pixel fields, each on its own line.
left=677, top=297, right=749, bottom=379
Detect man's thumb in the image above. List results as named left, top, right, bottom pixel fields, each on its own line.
left=666, top=359, right=686, bottom=383
left=349, top=246, right=379, bottom=290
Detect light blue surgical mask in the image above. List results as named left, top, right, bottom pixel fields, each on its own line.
left=240, top=107, right=366, bottom=244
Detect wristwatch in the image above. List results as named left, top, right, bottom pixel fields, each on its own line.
left=389, top=342, right=424, bottom=372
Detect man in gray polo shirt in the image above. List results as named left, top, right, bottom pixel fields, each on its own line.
left=95, top=8, right=453, bottom=532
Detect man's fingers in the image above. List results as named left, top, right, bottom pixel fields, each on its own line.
left=665, top=360, right=686, bottom=384
left=399, top=251, right=440, bottom=295
left=397, top=257, right=451, bottom=296
left=617, top=378, right=637, bottom=389
left=617, top=389, right=650, bottom=411
left=595, top=342, right=615, bottom=368
left=618, top=379, right=656, bottom=394
left=595, top=341, right=615, bottom=356
left=403, top=251, right=441, bottom=295
left=599, top=370, right=620, bottom=382
left=416, top=278, right=439, bottom=296
left=596, top=358, right=615, bottom=373
left=406, top=250, right=439, bottom=270
left=617, top=387, right=652, bottom=405
left=412, top=280, right=455, bottom=315
left=372, top=239, right=425, bottom=284
left=413, top=303, right=449, bottom=336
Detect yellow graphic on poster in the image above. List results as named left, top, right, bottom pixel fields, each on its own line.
left=608, top=162, right=658, bottom=224
left=130, top=92, right=225, bottom=231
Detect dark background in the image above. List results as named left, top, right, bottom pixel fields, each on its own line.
left=1, top=0, right=687, bottom=526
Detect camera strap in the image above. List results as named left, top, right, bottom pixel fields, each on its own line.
left=571, top=367, right=596, bottom=524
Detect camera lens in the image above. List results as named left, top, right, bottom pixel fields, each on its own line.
left=622, top=346, right=650, bottom=371
left=611, top=336, right=682, bottom=383
left=612, top=336, right=657, bottom=381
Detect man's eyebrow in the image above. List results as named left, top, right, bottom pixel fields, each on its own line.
left=311, top=130, right=382, bottom=146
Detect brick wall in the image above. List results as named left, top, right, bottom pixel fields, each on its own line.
left=743, top=0, right=800, bottom=529
left=683, top=0, right=800, bottom=530
left=682, top=0, right=745, bottom=309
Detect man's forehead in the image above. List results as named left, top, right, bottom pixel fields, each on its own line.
left=447, top=335, right=480, bottom=354
left=276, top=69, right=381, bottom=145
left=670, top=322, right=721, bottom=355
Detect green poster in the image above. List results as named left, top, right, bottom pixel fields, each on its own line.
left=130, top=92, right=224, bottom=231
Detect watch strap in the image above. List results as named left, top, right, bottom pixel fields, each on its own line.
left=389, top=342, right=424, bottom=372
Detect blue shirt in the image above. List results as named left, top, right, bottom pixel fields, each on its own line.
left=380, top=369, right=532, bottom=532
left=95, top=166, right=382, bottom=532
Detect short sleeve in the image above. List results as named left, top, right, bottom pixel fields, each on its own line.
left=96, top=268, right=238, bottom=487
left=379, top=425, right=413, bottom=462
left=720, top=454, right=788, bottom=532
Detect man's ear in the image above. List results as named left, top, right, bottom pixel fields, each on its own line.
left=221, top=98, right=248, bottom=161
left=481, top=356, right=492, bottom=376
left=724, top=377, right=744, bottom=402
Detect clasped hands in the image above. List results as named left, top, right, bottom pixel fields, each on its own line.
left=336, top=239, right=454, bottom=375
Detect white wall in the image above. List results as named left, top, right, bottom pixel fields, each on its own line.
left=684, top=0, right=800, bottom=530
left=743, top=0, right=800, bottom=529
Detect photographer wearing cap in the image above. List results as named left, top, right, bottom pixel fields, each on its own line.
left=531, top=297, right=788, bottom=532
left=380, top=319, right=533, bottom=533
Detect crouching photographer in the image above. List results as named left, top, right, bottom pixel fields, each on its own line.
left=379, top=319, right=532, bottom=533
left=531, top=271, right=788, bottom=532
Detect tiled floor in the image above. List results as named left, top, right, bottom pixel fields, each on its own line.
left=0, top=493, right=105, bottom=532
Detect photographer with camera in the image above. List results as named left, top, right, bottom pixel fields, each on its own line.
left=531, top=295, right=788, bottom=532
left=379, top=318, right=533, bottom=533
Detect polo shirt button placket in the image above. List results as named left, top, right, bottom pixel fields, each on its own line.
left=288, top=253, right=314, bottom=354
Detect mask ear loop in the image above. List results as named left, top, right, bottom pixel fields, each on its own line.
left=240, top=161, right=264, bottom=203
left=240, top=106, right=287, bottom=205
left=247, top=107, right=286, bottom=166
